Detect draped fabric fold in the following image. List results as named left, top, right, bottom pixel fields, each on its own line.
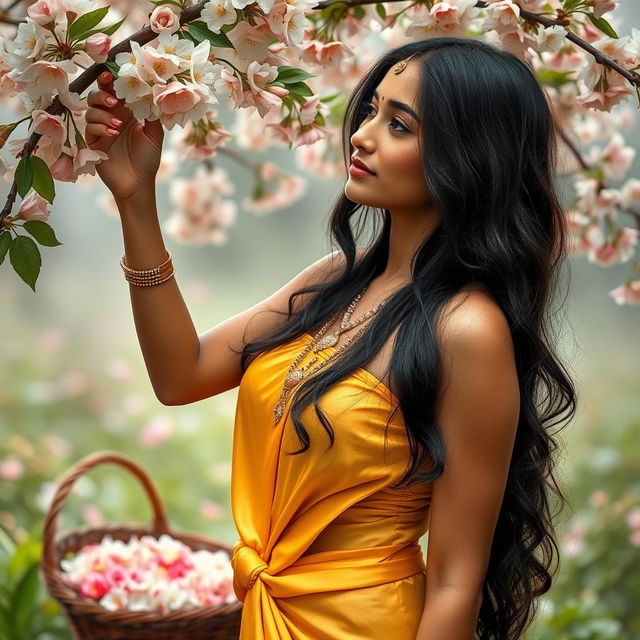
left=230, top=333, right=433, bottom=639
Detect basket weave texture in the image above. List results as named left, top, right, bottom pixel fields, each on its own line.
left=40, top=451, right=242, bottom=639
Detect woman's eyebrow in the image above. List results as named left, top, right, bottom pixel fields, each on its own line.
left=372, top=89, right=420, bottom=123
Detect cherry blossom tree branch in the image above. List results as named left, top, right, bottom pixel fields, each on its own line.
left=557, top=127, right=640, bottom=230
left=2, top=0, right=640, bottom=228
left=0, top=2, right=216, bottom=225
left=0, top=16, right=22, bottom=25
left=311, top=0, right=640, bottom=87
left=3, top=0, right=23, bottom=12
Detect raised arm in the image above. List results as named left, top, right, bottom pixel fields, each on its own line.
left=86, top=70, right=362, bottom=407
left=156, top=248, right=357, bottom=406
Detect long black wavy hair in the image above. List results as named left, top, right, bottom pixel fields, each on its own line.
left=239, top=36, right=577, bottom=640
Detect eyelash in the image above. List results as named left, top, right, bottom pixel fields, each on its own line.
left=361, top=100, right=410, bottom=134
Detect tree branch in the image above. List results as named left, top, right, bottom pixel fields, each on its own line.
left=2, top=0, right=640, bottom=226
left=557, top=126, right=640, bottom=230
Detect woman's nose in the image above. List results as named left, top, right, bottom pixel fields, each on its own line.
left=350, top=122, right=375, bottom=153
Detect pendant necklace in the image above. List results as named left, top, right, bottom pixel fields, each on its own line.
left=273, top=285, right=389, bottom=425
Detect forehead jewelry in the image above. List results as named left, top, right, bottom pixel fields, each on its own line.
left=393, top=50, right=420, bottom=74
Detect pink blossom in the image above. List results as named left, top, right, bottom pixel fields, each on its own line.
left=599, top=133, right=636, bottom=181
left=589, top=490, right=609, bottom=508
left=430, top=1, right=475, bottom=35
left=315, top=41, right=353, bottom=68
left=626, top=507, right=640, bottom=530
left=620, top=178, right=640, bottom=207
left=587, top=227, right=638, bottom=266
left=138, top=416, right=174, bottom=448
left=73, top=147, right=109, bottom=178
left=294, top=123, right=329, bottom=147
left=483, top=0, right=521, bottom=32
left=630, top=529, right=640, bottom=548
left=51, top=153, right=75, bottom=182
left=214, top=68, right=248, bottom=110
left=80, top=573, right=110, bottom=599
left=18, top=191, right=50, bottom=222
left=150, top=6, right=181, bottom=35
left=82, top=505, right=104, bottom=527
left=609, top=280, right=640, bottom=306
left=593, top=0, right=617, bottom=18
left=155, top=81, right=205, bottom=115
left=0, top=457, right=24, bottom=480
left=199, top=500, right=223, bottom=520
left=250, top=87, right=284, bottom=118
left=39, top=328, right=66, bottom=352
left=26, top=0, right=58, bottom=25
left=562, top=519, right=587, bottom=557
left=29, top=110, right=66, bottom=144
left=85, top=33, right=111, bottom=63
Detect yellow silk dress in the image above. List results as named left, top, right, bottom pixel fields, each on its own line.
left=230, top=332, right=433, bottom=639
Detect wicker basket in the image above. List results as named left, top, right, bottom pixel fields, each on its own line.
left=40, top=450, right=242, bottom=639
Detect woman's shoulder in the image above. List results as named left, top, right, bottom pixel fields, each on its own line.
left=436, top=283, right=512, bottom=354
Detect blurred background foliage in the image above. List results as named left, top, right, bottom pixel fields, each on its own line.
left=1, top=3, right=640, bottom=638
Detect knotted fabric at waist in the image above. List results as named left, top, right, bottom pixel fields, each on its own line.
left=230, top=539, right=425, bottom=603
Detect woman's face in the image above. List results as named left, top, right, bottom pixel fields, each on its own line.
left=345, top=60, right=432, bottom=216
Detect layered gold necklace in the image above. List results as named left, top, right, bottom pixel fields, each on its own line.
left=273, top=285, right=389, bottom=425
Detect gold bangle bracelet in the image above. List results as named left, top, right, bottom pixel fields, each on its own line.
left=120, top=250, right=175, bottom=287
left=120, top=250, right=172, bottom=275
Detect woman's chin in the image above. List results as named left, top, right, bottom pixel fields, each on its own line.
left=344, top=183, right=379, bottom=207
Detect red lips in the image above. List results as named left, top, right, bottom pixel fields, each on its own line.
left=350, top=156, right=375, bottom=175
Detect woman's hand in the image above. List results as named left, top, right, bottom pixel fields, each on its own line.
left=85, top=71, right=165, bottom=203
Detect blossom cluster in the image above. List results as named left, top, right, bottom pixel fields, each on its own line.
left=60, top=533, right=237, bottom=613
left=0, top=0, right=640, bottom=301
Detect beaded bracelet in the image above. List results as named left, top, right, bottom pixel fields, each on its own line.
left=120, top=250, right=175, bottom=287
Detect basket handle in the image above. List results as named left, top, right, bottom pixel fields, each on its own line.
left=42, top=450, right=170, bottom=575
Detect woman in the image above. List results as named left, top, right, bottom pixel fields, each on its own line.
left=86, top=36, right=577, bottom=640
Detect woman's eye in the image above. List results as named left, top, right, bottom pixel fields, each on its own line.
left=362, top=101, right=410, bottom=133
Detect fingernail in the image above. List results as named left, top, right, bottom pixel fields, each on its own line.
left=111, top=117, right=122, bottom=127
left=107, top=128, right=120, bottom=136
left=106, top=96, right=117, bottom=106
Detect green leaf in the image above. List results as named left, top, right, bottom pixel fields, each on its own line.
left=353, top=5, right=365, bottom=19
left=7, top=536, right=41, bottom=586
left=68, top=6, right=110, bottom=42
left=9, top=235, right=41, bottom=292
left=276, top=66, right=316, bottom=84
left=0, top=231, right=10, bottom=266
left=30, top=156, right=56, bottom=204
left=80, top=16, right=127, bottom=40
left=186, top=21, right=234, bottom=48
left=10, top=561, right=41, bottom=637
left=103, top=61, right=121, bottom=78
left=22, top=221, right=62, bottom=247
left=179, top=30, right=200, bottom=45
left=586, top=12, right=618, bottom=38
left=150, top=0, right=183, bottom=7
left=286, top=81, right=314, bottom=98
left=15, top=157, right=34, bottom=198
left=563, top=0, right=583, bottom=12
left=0, top=602, right=11, bottom=637
left=376, top=3, right=386, bottom=19
left=536, top=68, right=575, bottom=89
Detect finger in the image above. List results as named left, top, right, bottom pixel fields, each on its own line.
left=97, top=70, right=115, bottom=91
left=96, top=71, right=122, bottom=108
left=87, top=88, right=118, bottom=109
left=86, top=106, right=123, bottom=130
left=95, top=71, right=134, bottom=123
left=85, top=122, right=120, bottom=148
